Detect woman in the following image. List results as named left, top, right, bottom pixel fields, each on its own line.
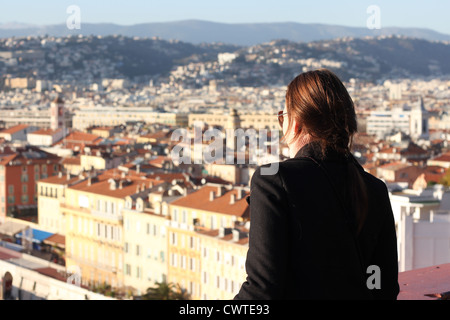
left=234, top=69, right=399, bottom=300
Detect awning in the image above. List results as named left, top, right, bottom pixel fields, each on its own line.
left=16, top=228, right=54, bottom=244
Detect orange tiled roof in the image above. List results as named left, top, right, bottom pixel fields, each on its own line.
left=0, top=154, right=17, bottom=166
left=38, top=174, right=81, bottom=185
left=0, top=124, right=29, bottom=134
left=29, top=128, right=63, bottom=136
left=62, top=156, right=81, bottom=166
left=378, top=161, right=410, bottom=170
left=68, top=173, right=164, bottom=199
left=431, top=153, right=450, bottom=163
left=171, top=185, right=249, bottom=217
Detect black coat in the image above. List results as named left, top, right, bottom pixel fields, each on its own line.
left=234, top=142, right=399, bottom=300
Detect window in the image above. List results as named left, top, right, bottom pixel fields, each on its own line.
left=136, top=267, right=141, bottom=279
left=172, top=208, right=178, bottom=222
left=22, top=185, right=27, bottom=194
left=8, top=185, right=14, bottom=195
left=125, top=264, right=131, bottom=276
left=136, top=245, right=140, bottom=256
left=171, top=232, right=177, bottom=246
left=21, top=174, right=28, bottom=182
left=124, top=242, right=129, bottom=254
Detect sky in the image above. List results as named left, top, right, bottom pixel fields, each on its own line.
left=0, top=0, right=449, bottom=34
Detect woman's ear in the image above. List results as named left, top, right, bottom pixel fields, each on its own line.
left=293, top=118, right=302, bottom=134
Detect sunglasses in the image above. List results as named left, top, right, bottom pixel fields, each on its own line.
left=278, top=111, right=288, bottom=128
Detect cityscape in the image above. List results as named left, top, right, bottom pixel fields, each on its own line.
left=0, top=2, right=450, bottom=301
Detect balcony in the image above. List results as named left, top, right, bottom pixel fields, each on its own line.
left=91, top=210, right=123, bottom=222
left=398, top=263, right=450, bottom=300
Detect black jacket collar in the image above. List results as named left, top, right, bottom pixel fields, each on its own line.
left=294, top=141, right=349, bottom=162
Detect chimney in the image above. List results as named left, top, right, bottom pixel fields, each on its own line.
left=136, top=164, right=140, bottom=174
left=210, top=191, right=215, bottom=201
left=142, top=182, right=146, bottom=191
left=119, top=180, right=123, bottom=189
left=232, top=229, right=243, bottom=242
left=237, top=188, right=244, bottom=200
left=230, top=194, right=236, bottom=205
left=149, top=181, right=153, bottom=188
left=88, top=177, right=92, bottom=186
left=58, top=171, right=62, bottom=178
left=219, top=227, right=232, bottom=238
left=136, top=184, right=141, bottom=193
left=217, top=186, right=224, bottom=197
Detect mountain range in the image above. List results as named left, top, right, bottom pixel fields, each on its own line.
left=1, top=20, right=449, bottom=45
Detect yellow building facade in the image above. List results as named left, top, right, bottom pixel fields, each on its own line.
left=167, top=184, right=249, bottom=300
left=61, top=170, right=163, bottom=290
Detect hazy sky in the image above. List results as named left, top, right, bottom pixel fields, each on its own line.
left=0, top=0, right=449, bottom=34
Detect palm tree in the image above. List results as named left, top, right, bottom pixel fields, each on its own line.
left=143, top=281, right=174, bottom=300
left=142, top=281, right=191, bottom=300
left=171, top=283, right=191, bottom=300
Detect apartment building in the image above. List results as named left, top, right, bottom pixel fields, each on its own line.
left=389, top=185, right=450, bottom=272
left=0, top=146, right=62, bottom=223
left=122, top=183, right=188, bottom=295
left=198, top=227, right=248, bottom=300
left=61, top=169, right=165, bottom=289
left=167, top=184, right=249, bottom=299
left=37, top=173, right=82, bottom=235
left=72, top=107, right=188, bottom=131
left=188, top=111, right=279, bottom=130
left=0, top=124, right=37, bottom=142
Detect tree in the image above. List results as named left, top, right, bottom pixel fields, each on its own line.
left=439, top=169, right=450, bottom=187
left=142, top=281, right=191, bottom=300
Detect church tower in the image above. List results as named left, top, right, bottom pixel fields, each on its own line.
left=410, top=96, right=429, bottom=141
left=225, top=108, right=241, bottom=151
left=50, top=95, right=65, bottom=132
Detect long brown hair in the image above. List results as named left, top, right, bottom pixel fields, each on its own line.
left=285, top=69, right=368, bottom=235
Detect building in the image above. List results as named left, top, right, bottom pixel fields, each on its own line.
left=50, top=96, right=66, bottom=134
left=27, top=128, right=64, bottom=147
left=0, top=146, right=62, bottom=223
left=72, top=107, right=188, bottom=131
left=79, top=149, right=132, bottom=172
left=366, top=97, right=429, bottom=140
left=428, top=152, right=450, bottom=169
left=189, top=110, right=279, bottom=131
left=0, top=125, right=37, bottom=142
left=389, top=185, right=450, bottom=272
left=37, top=173, right=82, bottom=235
left=167, top=184, right=249, bottom=300
left=61, top=169, right=165, bottom=290
left=0, top=244, right=114, bottom=300
left=122, top=183, right=188, bottom=295
left=54, top=131, right=103, bottom=150
left=198, top=227, right=248, bottom=300
left=0, top=107, right=72, bottom=130
left=4, top=77, right=36, bottom=89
